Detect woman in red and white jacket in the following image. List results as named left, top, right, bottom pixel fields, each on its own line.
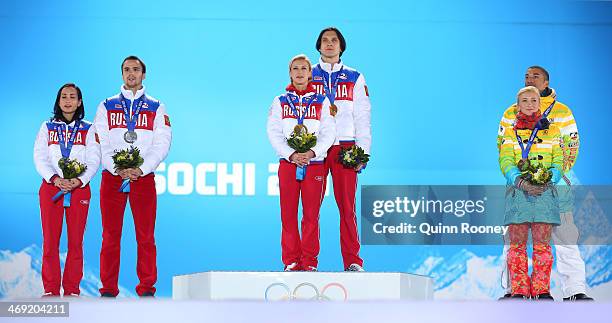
left=267, top=54, right=336, bottom=271
left=33, top=83, right=100, bottom=297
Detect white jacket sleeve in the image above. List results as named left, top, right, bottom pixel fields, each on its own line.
left=94, top=101, right=117, bottom=175
left=311, top=98, right=336, bottom=158
left=267, top=96, right=294, bottom=160
left=78, top=126, right=101, bottom=187
left=140, top=103, right=172, bottom=176
left=353, top=74, right=372, bottom=155
left=33, top=121, right=57, bottom=182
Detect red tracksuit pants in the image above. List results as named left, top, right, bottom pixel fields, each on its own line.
left=325, top=143, right=363, bottom=269
left=278, top=160, right=326, bottom=269
left=507, top=223, right=554, bottom=297
left=39, top=181, right=90, bottom=296
left=99, top=171, right=157, bottom=296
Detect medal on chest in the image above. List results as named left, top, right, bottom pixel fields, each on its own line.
left=120, top=94, right=145, bottom=143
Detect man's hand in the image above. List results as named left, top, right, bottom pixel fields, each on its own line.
left=117, top=169, right=131, bottom=180
left=354, top=163, right=366, bottom=172
left=128, top=168, right=143, bottom=181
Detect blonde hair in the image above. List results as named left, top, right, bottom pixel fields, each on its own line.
left=516, top=86, right=540, bottom=104
left=288, top=54, right=312, bottom=82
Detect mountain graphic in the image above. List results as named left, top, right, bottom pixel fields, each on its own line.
left=0, top=244, right=135, bottom=299
left=406, top=178, right=612, bottom=300
left=2, top=243, right=609, bottom=300
left=409, top=245, right=612, bottom=300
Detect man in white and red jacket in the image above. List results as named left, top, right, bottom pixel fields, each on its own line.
left=312, top=27, right=372, bottom=272
left=94, top=56, right=172, bottom=297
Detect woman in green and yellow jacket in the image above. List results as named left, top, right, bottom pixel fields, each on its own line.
left=499, top=85, right=563, bottom=300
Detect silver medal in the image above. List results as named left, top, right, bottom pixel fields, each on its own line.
left=124, top=130, right=137, bottom=143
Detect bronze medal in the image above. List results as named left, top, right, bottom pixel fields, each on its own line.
left=330, top=104, right=338, bottom=117
left=293, top=124, right=307, bottom=135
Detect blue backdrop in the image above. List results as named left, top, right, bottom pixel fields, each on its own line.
left=1, top=0, right=611, bottom=298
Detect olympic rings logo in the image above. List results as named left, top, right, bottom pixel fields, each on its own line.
left=264, top=282, right=348, bottom=301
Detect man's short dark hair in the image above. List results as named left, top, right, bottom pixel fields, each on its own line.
left=122, top=55, right=146, bottom=73
left=528, top=65, right=549, bottom=81
left=316, top=27, right=347, bottom=57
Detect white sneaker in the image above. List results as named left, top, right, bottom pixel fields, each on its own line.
left=284, top=262, right=300, bottom=271
left=345, top=263, right=365, bottom=272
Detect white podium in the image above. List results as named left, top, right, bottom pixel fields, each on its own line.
left=172, top=271, right=433, bottom=301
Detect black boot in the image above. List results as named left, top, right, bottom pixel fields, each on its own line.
left=510, top=294, right=530, bottom=300
left=498, top=293, right=512, bottom=300
left=533, top=293, right=554, bottom=301
left=563, top=293, right=594, bottom=301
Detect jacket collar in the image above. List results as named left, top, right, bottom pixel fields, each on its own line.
left=539, top=87, right=556, bottom=109
left=120, top=85, right=146, bottom=100
left=318, top=58, right=344, bottom=73
left=286, top=83, right=316, bottom=96
left=52, top=118, right=79, bottom=127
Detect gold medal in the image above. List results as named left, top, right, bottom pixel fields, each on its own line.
left=330, top=104, right=338, bottom=117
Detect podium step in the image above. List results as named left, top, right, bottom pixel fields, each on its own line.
left=172, top=271, right=433, bottom=301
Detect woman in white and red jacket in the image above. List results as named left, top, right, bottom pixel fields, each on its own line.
left=33, top=83, right=100, bottom=297
left=267, top=54, right=336, bottom=272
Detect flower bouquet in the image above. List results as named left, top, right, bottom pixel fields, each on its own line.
left=287, top=124, right=317, bottom=181
left=112, top=146, right=144, bottom=192
left=517, top=158, right=553, bottom=185
left=338, top=145, right=370, bottom=172
left=52, top=157, right=87, bottom=207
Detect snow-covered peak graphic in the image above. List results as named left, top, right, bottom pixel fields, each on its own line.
left=409, top=245, right=611, bottom=300
left=0, top=245, right=135, bottom=299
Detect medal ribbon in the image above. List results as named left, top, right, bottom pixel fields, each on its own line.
left=322, top=66, right=344, bottom=104
left=285, top=92, right=316, bottom=182
left=515, top=100, right=556, bottom=159
left=56, top=120, right=81, bottom=159
left=120, top=93, right=145, bottom=132
left=53, top=119, right=81, bottom=207
left=285, top=92, right=316, bottom=125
